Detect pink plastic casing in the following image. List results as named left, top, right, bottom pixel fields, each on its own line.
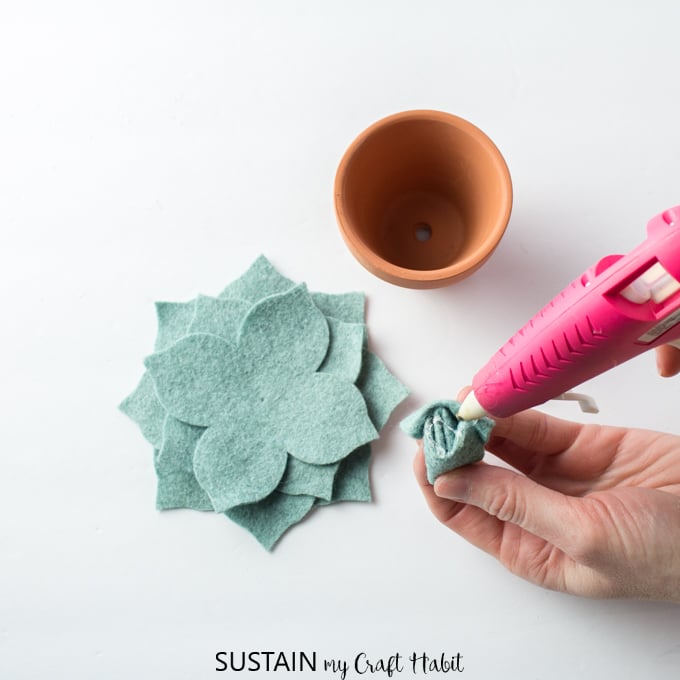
left=472, top=207, right=680, bottom=417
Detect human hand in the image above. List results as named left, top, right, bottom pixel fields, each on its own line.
left=414, top=389, right=680, bottom=602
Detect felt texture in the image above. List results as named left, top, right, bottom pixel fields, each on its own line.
left=155, top=416, right=213, bottom=510
left=225, top=492, right=316, bottom=551
left=219, top=254, right=295, bottom=302
left=154, top=300, right=197, bottom=351
left=310, top=291, right=365, bottom=324
left=120, top=255, right=408, bottom=549
left=400, top=400, right=494, bottom=484
left=357, top=351, right=411, bottom=431
left=279, top=456, right=338, bottom=501
left=187, top=295, right=251, bottom=338
left=318, top=317, right=366, bottom=382
left=119, top=372, right=166, bottom=449
left=316, top=445, right=372, bottom=505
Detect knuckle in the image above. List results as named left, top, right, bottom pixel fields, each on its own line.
left=487, top=484, right=525, bottom=526
left=568, top=500, right=608, bottom=565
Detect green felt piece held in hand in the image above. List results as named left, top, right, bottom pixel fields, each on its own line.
left=120, top=255, right=409, bottom=549
left=400, top=400, right=494, bottom=484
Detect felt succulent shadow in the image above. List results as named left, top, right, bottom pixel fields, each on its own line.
left=400, top=400, right=494, bottom=483
left=120, top=256, right=409, bottom=550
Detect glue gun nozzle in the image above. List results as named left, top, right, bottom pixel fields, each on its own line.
left=458, top=391, right=488, bottom=421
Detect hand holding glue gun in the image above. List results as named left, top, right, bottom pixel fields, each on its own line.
left=414, top=207, right=680, bottom=603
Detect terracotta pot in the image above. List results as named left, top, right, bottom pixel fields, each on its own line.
left=334, top=110, right=512, bottom=288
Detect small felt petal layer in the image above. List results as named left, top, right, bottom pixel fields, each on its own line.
left=154, top=300, right=197, bottom=351
left=155, top=417, right=212, bottom=510
left=156, top=469, right=214, bottom=511
left=318, top=317, right=366, bottom=383
left=225, top=492, right=315, bottom=551
left=219, top=254, right=294, bottom=301
left=277, top=455, right=338, bottom=501
left=144, top=334, right=242, bottom=427
left=332, top=445, right=372, bottom=502
left=157, top=416, right=205, bottom=474
left=193, top=419, right=288, bottom=512
left=317, top=445, right=372, bottom=506
left=356, top=351, right=410, bottom=430
left=280, top=373, right=377, bottom=464
left=238, top=284, right=330, bottom=380
left=311, top=291, right=365, bottom=324
left=188, top=295, right=251, bottom=339
left=400, top=400, right=494, bottom=484
left=119, top=372, right=167, bottom=449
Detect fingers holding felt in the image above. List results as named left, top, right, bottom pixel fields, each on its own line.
left=413, top=447, right=506, bottom=559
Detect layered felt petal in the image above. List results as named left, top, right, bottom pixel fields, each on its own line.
left=310, top=291, right=365, bottom=324
left=238, top=284, right=329, bottom=381
left=356, top=351, right=410, bottom=431
left=277, top=456, right=338, bottom=501
left=157, top=415, right=205, bottom=474
left=219, top=254, right=295, bottom=301
left=193, top=418, right=288, bottom=512
left=318, top=317, right=366, bottom=382
left=119, top=372, right=166, bottom=449
left=154, top=300, right=197, bottom=351
left=279, top=373, right=377, bottom=464
left=144, top=334, right=243, bottom=427
left=188, top=295, right=251, bottom=339
left=225, top=492, right=315, bottom=551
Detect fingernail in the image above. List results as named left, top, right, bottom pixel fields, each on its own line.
left=434, top=474, right=468, bottom=501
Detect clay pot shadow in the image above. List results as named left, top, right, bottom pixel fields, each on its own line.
left=334, top=110, right=513, bottom=288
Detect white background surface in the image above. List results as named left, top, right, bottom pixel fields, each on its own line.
left=2, top=1, right=680, bottom=678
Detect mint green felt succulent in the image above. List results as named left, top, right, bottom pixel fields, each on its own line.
left=400, top=400, right=494, bottom=483
left=145, top=284, right=378, bottom=512
left=120, top=256, right=409, bottom=549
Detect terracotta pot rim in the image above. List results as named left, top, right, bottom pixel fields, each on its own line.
left=334, top=109, right=513, bottom=287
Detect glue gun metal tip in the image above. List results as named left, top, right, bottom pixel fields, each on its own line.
left=458, top=391, right=488, bottom=421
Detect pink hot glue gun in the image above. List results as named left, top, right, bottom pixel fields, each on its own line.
left=459, top=206, right=680, bottom=420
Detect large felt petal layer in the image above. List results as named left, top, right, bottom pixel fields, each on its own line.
left=154, top=300, right=197, bottom=351
left=277, top=455, right=338, bottom=501
left=144, top=333, right=243, bottom=427
left=238, top=284, right=329, bottom=380
left=225, top=492, right=315, bottom=551
left=279, top=373, right=378, bottom=464
left=188, top=295, right=251, bottom=339
left=219, top=254, right=294, bottom=301
left=193, top=419, right=288, bottom=512
left=356, top=351, right=410, bottom=431
left=318, top=317, right=366, bottom=383
left=310, top=291, right=365, bottom=324
left=119, top=372, right=167, bottom=449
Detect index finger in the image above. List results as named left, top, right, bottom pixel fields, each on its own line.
left=491, top=409, right=582, bottom=455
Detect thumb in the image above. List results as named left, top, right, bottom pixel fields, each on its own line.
left=434, top=464, right=582, bottom=552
